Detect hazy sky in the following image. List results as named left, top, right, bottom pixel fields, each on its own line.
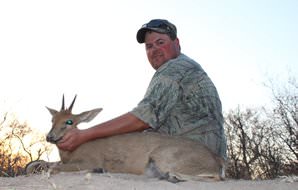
left=1, top=0, right=297, bottom=134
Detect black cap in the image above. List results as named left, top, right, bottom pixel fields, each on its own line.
left=136, top=19, right=177, bottom=43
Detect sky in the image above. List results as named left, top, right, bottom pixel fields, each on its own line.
left=0, top=0, right=297, bottom=135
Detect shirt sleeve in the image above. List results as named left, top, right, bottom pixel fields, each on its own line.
left=130, top=76, right=180, bottom=129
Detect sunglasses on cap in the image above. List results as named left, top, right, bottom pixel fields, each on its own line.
left=137, top=19, right=177, bottom=43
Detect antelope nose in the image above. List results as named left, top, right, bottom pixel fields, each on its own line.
left=46, top=134, right=53, bottom=142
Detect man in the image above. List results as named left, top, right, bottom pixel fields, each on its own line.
left=58, top=19, right=227, bottom=160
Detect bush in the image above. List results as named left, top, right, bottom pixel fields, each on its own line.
left=0, top=113, right=52, bottom=177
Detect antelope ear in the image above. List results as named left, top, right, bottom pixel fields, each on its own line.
left=77, top=108, right=103, bottom=123
left=46, top=106, right=58, bottom=116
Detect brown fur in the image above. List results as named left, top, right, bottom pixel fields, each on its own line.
left=29, top=96, right=225, bottom=182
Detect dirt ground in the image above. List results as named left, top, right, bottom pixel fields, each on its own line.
left=0, top=172, right=297, bottom=190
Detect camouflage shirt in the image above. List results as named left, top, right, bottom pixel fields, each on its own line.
left=130, top=54, right=227, bottom=159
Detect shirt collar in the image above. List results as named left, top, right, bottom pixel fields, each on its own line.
left=156, top=53, right=185, bottom=72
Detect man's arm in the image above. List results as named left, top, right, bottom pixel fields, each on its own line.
left=57, top=112, right=150, bottom=151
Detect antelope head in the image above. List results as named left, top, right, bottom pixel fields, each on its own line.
left=46, top=95, right=102, bottom=144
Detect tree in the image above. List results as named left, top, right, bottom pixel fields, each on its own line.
left=225, top=76, right=298, bottom=179
left=270, top=77, right=297, bottom=161
left=225, top=107, right=265, bottom=179
left=266, top=77, right=298, bottom=175
left=224, top=107, right=291, bottom=179
left=0, top=113, right=52, bottom=177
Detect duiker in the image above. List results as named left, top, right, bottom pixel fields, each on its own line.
left=28, top=95, right=225, bottom=182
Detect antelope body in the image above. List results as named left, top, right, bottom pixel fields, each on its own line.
left=33, top=96, right=225, bottom=182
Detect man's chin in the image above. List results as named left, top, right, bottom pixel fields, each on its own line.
left=151, top=61, right=164, bottom=70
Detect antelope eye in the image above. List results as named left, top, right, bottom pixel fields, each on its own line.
left=65, top=119, right=73, bottom=125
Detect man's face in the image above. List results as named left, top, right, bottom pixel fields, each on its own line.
left=144, top=31, right=180, bottom=70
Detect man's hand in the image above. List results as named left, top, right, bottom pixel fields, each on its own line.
left=57, top=128, right=84, bottom=151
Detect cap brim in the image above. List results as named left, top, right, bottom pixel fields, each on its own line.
left=136, top=27, right=168, bottom=43
left=136, top=28, right=149, bottom=43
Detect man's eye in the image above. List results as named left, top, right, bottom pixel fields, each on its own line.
left=146, top=44, right=152, bottom=49
left=65, top=120, right=73, bottom=125
left=157, top=40, right=165, bottom=45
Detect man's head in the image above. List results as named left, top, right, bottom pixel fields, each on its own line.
left=137, top=19, right=181, bottom=70
left=136, top=19, right=177, bottom=44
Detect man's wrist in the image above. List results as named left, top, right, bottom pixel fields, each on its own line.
left=80, top=129, right=92, bottom=144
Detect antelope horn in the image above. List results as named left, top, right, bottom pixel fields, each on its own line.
left=68, top=95, right=77, bottom=112
left=61, top=94, right=65, bottom=111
